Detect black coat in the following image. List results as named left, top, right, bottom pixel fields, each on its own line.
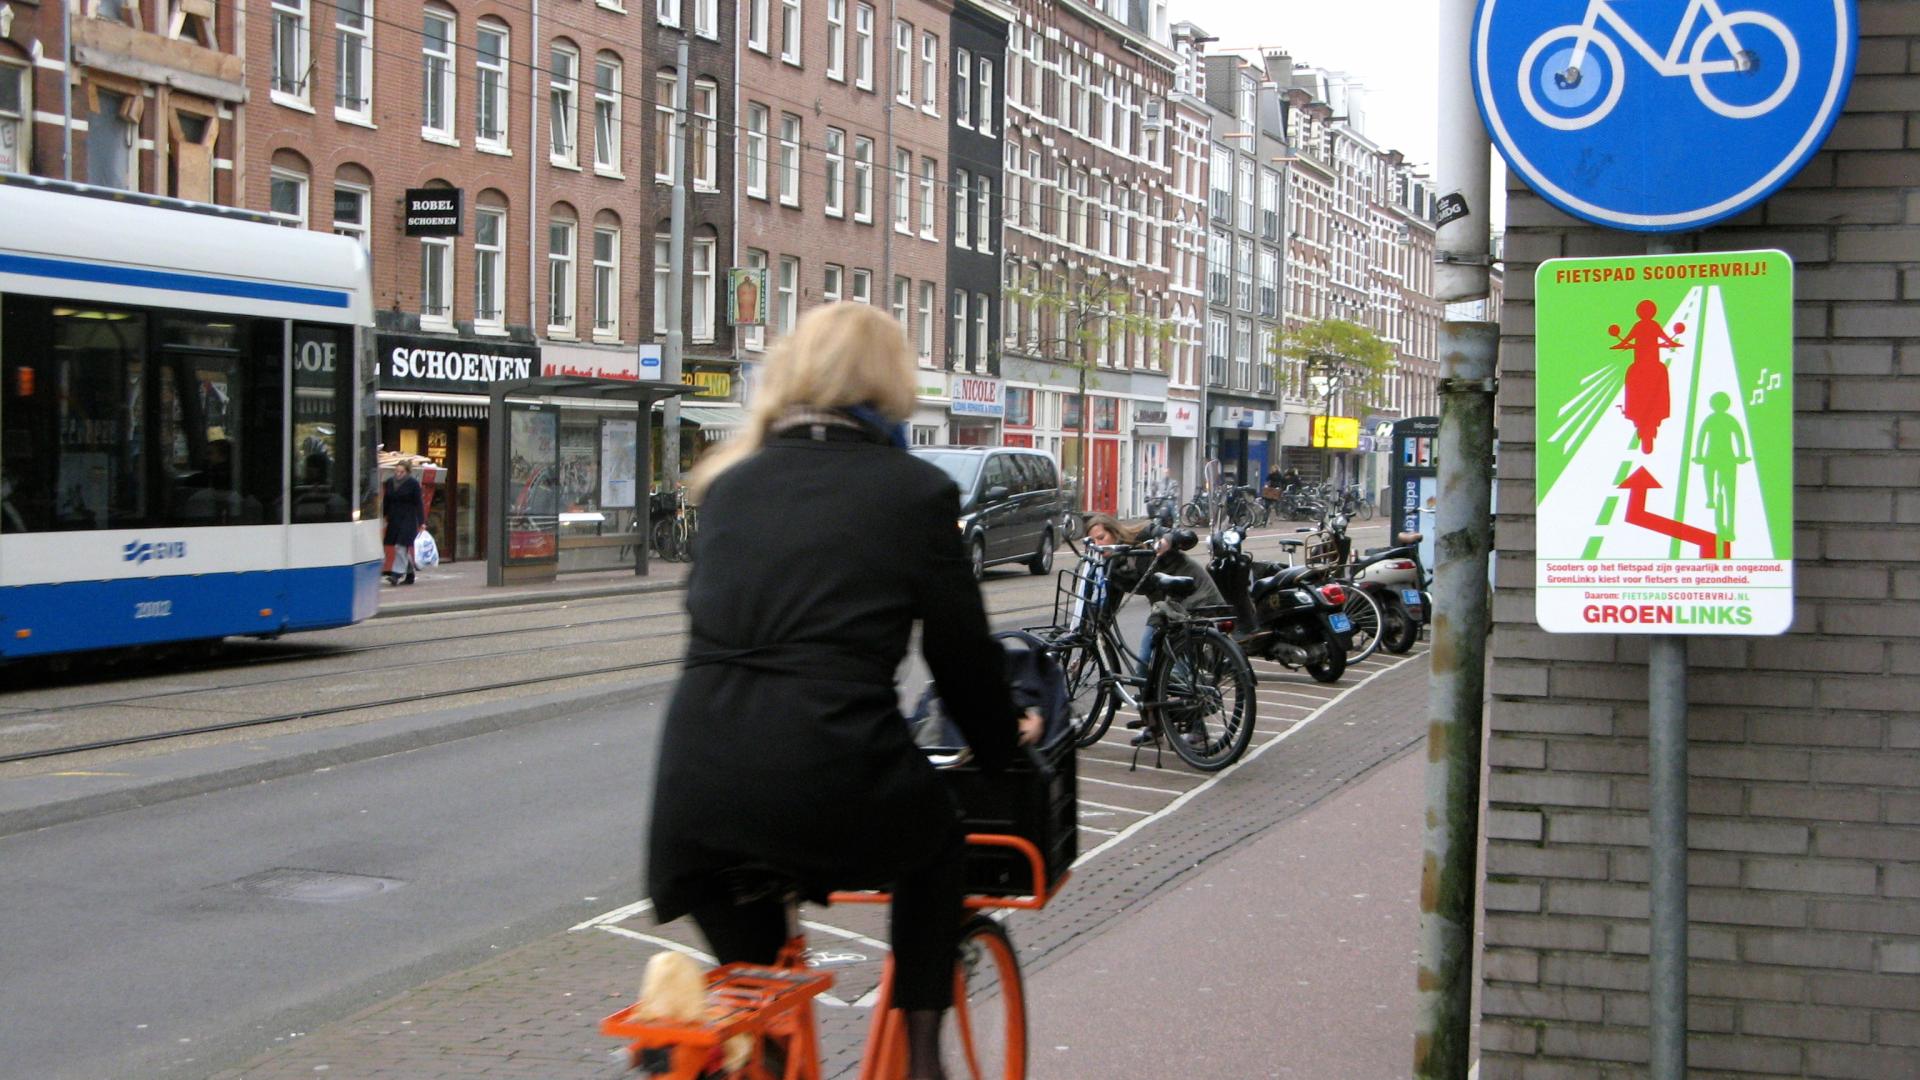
left=646, top=425, right=1018, bottom=923
left=381, top=475, right=426, bottom=545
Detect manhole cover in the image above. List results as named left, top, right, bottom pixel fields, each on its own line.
left=231, top=867, right=404, bottom=903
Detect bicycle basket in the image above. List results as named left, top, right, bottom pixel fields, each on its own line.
left=1052, top=561, right=1108, bottom=630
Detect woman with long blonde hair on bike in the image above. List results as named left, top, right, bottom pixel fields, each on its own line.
left=646, top=302, right=1041, bottom=1080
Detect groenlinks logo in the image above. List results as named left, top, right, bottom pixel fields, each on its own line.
left=123, top=540, right=188, bottom=565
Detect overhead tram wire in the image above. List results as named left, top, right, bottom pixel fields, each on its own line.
left=293, top=0, right=1174, bottom=225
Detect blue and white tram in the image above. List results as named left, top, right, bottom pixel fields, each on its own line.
left=0, top=177, right=381, bottom=659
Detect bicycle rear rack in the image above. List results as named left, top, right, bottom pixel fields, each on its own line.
left=602, top=962, right=832, bottom=1079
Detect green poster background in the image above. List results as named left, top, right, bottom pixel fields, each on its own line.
left=1534, top=250, right=1794, bottom=560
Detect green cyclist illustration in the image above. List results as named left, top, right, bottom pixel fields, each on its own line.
left=1692, top=391, right=1750, bottom=545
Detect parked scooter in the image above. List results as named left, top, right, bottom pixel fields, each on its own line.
left=1207, top=526, right=1353, bottom=683
left=1352, top=533, right=1429, bottom=653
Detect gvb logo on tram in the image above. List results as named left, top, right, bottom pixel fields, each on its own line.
left=123, top=541, right=188, bottom=565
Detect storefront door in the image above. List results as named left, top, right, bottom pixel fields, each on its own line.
left=389, top=420, right=487, bottom=562
left=1090, top=438, right=1120, bottom=515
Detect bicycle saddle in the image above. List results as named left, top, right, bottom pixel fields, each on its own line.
left=1144, top=572, right=1198, bottom=600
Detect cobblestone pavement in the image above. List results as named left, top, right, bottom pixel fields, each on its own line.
left=208, top=647, right=1432, bottom=1079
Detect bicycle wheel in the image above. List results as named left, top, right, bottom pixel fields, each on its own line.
left=1359, top=497, right=1375, bottom=522
left=650, top=516, right=678, bottom=562
left=1181, top=500, right=1206, bottom=526
left=1150, top=625, right=1256, bottom=772
left=942, top=915, right=1027, bottom=1080
left=1059, top=637, right=1115, bottom=748
left=1342, top=587, right=1385, bottom=663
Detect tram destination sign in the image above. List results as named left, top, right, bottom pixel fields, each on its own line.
left=1534, top=250, right=1794, bottom=635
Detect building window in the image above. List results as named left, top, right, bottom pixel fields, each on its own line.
left=747, top=0, right=768, bottom=52
left=974, top=178, right=991, bottom=253
left=919, top=156, right=936, bottom=238
left=593, top=226, right=620, bottom=337
left=1234, top=239, right=1253, bottom=311
left=892, top=149, right=912, bottom=232
left=891, top=275, right=910, bottom=328
left=953, top=171, right=970, bottom=249
left=1209, top=146, right=1232, bottom=221
left=780, top=0, right=802, bottom=65
left=823, top=263, right=843, bottom=303
left=332, top=182, right=369, bottom=247
left=694, top=0, right=717, bottom=38
left=777, top=255, right=799, bottom=337
left=475, top=206, right=506, bottom=329
left=950, top=288, right=965, bottom=367
left=548, top=218, right=576, bottom=335
left=851, top=269, right=872, bottom=304
left=422, top=10, right=455, bottom=139
left=691, top=237, right=716, bottom=343
left=778, top=113, right=801, bottom=207
left=476, top=21, right=509, bottom=150
left=974, top=292, right=989, bottom=370
left=1234, top=318, right=1253, bottom=389
left=1259, top=246, right=1279, bottom=317
left=421, top=235, right=453, bottom=325
left=826, top=0, right=846, bottom=81
left=1207, top=315, right=1228, bottom=386
left=745, top=103, right=768, bottom=198
left=550, top=44, right=579, bottom=166
left=918, top=281, right=937, bottom=360
left=956, top=50, right=971, bottom=127
left=269, top=168, right=307, bottom=227
left=657, top=0, right=679, bottom=26
left=853, top=136, right=874, bottom=223
left=271, top=0, right=310, bottom=104
left=84, top=90, right=134, bottom=189
left=653, top=70, right=677, bottom=181
left=921, top=32, right=939, bottom=115
left=978, top=59, right=994, bottom=137
left=692, top=79, right=717, bottom=189
left=1237, top=158, right=1254, bottom=232
left=1208, top=229, right=1230, bottom=305
left=741, top=248, right=767, bottom=350
left=824, top=128, right=846, bottom=218
left=593, top=56, right=622, bottom=174
left=893, top=20, right=913, bottom=105
left=1261, top=167, right=1281, bottom=240
left=854, top=4, right=875, bottom=90
left=0, top=64, right=25, bottom=174
left=334, top=0, right=372, bottom=119
left=654, top=234, right=672, bottom=336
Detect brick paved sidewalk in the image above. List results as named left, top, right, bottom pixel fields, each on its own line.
left=209, top=654, right=1433, bottom=1079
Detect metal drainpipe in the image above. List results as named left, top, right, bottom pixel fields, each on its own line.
left=528, top=0, right=540, bottom=332
left=1413, top=0, right=1497, bottom=1074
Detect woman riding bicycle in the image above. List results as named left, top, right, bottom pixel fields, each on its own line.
left=645, top=303, right=1042, bottom=1080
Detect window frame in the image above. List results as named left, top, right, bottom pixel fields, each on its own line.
left=268, top=167, right=308, bottom=228
left=955, top=49, right=971, bottom=128
left=694, top=0, right=718, bottom=38
left=592, top=225, right=620, bottom=340
left=421, top=8, right=456, bottom=142
left=977, top=58, right=994, bottom=137
left=776, top=255, right=799, bottom=337
left=949, top=287, right=965, bottom=367
left=853, top=136, right=875, bottom=223
left=653, top=69, right=677, bottom=182
left=920, top=32, right=939, bottom=116
left=825, top=0, right=846, bottom=82
left=547, top=217, right=577, bottom=337
left=549, top=43, right=580, bottom=167
left=917, top=280, right=936, bottom=360
left=270, top=0, right=311, bottom=107
left=892, top=148, right=912, bottom=233
left=741, top=248, right=767, bottom=350
left=824, top=127, right=846, bottom=219
left=333, top=0, right=373, bottom=122
left=974, top=178, right=991, bottom=254
left=918, top=156, right=936, bottom=239
left=744, top=103, right=768, bottom=199
left=474, top=205, right=507, bottom=332
left=331, top=181, right=369, bottom=248
left=850, top=268, right=872, bottom=305
left=692, top=79, right=718, bottom=190
left=952, top=170, right=970, bottom=249
left=779, top=0, right=802, bottom=66
left=778, top=112, right=802, bottom=208
left=822, top=263, right=844, bottom=303
left=853, top=4, right=875, bottom=90
left=747, top=0, right=768, bottom=53
left=893, top=20, right=914, bottom=106
left=475, top=21, right=510, bottom=152
left=0, top=62, right=27, bottom=175
left=592, top=55, right=623, bottom=176
left=690, top=236, right=716, bottom=343
left=421, top=233, right=454, bottom=328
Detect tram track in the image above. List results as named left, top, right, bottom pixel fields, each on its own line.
left=0, top=590, right=1059, bottom=766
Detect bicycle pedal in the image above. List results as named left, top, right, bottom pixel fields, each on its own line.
left=1123, top=717, right=1148, bottom=729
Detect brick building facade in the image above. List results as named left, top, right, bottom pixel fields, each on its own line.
left=1481, top=7, right=1920, bottom=1076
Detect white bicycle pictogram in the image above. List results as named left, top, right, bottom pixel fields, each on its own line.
left=1519, top=0, right=1802, bottom=131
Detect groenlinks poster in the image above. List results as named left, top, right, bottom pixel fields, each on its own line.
left=1534, top=250, right=1793, bottom=635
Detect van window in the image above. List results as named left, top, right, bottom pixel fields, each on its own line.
left=982, top=455, right=1016, bottom=497
left=1025, top=454, right=1058, bottom=490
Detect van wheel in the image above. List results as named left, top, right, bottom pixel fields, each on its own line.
left=1029, top=529, right=1054, bottom=575
left=969, top=536, right=986, bottom=582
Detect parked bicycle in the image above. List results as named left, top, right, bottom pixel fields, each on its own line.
left=649, top=488, right=697, bottom=563
left=1034, top=533, right=1257, bottom=772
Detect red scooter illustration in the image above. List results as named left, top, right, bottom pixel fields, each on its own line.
left=1609, top=299, right=1685, bottom=454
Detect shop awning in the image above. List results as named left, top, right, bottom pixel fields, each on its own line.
left=677, top=404, right=746, bottom=429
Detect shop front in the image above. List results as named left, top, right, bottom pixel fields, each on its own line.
left=948, top=373, right=1003, bottom=446
left=1208, top=404, right=1276, bottom=488
left=1167, top=397, right=1202, bottom=502
left=1132, top=403, right=1171, bottom=516
left=377, top=332, right=542, bottom=563
left=910, top=370, right=950, bottom=445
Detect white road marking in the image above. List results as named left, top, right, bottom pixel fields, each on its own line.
left=1078, top=774, right=1186, bottom=796
left=1077, top=824, right=1121, bottom=836
left=800, top=919, right=890, bottom=952
left=1079, top=799, right=1150, bottom=816
left=571, top=898, right=654, bottom=932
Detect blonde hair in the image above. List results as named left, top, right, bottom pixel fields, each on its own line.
left=689, top=302, right=916, bottom=498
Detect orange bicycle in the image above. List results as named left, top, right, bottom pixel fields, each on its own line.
left=602, top=834, right=1065, bottom=1080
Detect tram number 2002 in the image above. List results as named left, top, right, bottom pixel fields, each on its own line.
left=134, top=600, right=174, bottom=619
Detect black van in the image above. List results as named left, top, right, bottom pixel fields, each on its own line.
left=910, top=446, right=1064, bottom=581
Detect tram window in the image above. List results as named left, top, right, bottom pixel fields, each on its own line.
left=0, top=297, right=287, bottom=532
left=290, top=324, right=354, bottom=522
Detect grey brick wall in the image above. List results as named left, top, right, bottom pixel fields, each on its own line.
left=1482, top=5, right=1920, bottom=1077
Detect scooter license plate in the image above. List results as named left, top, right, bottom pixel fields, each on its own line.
left=1402, top=589, right=1423, bottom=608
left=1329, top=613, right=1353, bottom=633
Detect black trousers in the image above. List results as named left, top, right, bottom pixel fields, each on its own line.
left=689, top=841, right=964, bottom=1012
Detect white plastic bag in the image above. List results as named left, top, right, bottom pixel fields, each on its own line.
left=413, top=530, right=441, bottom=569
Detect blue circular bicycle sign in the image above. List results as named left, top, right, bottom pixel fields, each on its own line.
left=1474, top=0, right=1857, bottom=232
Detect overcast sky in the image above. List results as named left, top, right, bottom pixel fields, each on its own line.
left=1174, top=0, right=1442, bottom=166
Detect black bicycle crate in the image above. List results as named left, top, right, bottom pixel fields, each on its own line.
left=939, top=735, right=1077, bottom=898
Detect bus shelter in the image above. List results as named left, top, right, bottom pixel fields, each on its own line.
left=486, top=376, right=697, bottom=586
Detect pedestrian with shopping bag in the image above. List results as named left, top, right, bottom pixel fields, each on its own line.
left=381, top=461, right=426, bottom=585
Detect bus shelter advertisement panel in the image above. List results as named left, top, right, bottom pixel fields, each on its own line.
left=1534, top=251, right=1793, bottom=635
